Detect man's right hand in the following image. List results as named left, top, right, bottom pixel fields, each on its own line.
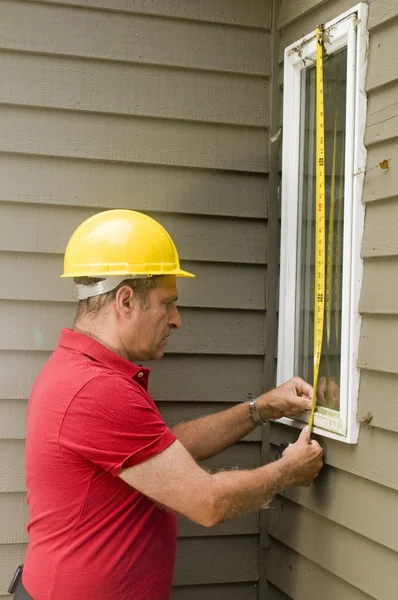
left=280, top=426, right=324, bottom=487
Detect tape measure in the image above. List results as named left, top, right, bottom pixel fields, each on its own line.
left=308, top=25, right=326, bottom=432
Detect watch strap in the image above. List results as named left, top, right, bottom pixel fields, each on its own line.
left=248, top=399, right=266, bottom=427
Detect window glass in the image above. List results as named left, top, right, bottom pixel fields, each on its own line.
left=295, top=49, right=347, bottom=412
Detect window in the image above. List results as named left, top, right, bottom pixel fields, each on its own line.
left=277, top=4, right=368, bottom=443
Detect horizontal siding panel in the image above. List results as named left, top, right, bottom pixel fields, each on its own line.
left=0, top=492, right=257, bottom=543
left=0, top=302, right=265, bottom=355
left=268, top=539, right=375, bottom=600
left=365, top=83, right=398, bottom=146
left=0, top=154, right=268, bottom=219
left=360, top=257, right=398, bottom=314
left=0, top=351, right=52, bottom=399
left=0, top=494, right=28, bottom=544
left=362, top=198, right=398, bottom=258
left=159, top=402, right=262, bottom=442
left=269, top=497, right=398, bottom=599
left=0, top=440, right=25, bottom=492
left=1, top=1, right=270, bottom=76
left=366, top=19, right=398, bottom=91
left=279, top=464, right=398, bottom=551
left=0, top=52, right=270, bottom=128
left=178, top=513, right=258, bottom=538
left=368, top=0, right=398, bottom=30
left=202, top=442, right=260, bottom=471
left=278, top=0, right=327, bottom=29
left=172, top=583, right=258, bottom=600
left=358, top=369, right=398, bottom=434
left=0, top=253, right=266, bottom=311
left=28, top=0, right=270, bottom=28
left=0, top=351, right=265, bottom=402
left=278, top=0, right=357, bottom=63
left=358, top=314, right=398, bottom=374
left=0, top=106, right=268, bottom=173
left=0, top=440, right=260, bottom=492
left=0, top=544, right=27, bottom=596
left=174, top=535, right=258, bottom=585
left=0, top=203, right=267, bottom=265
left=0, top=399, right=261, bottom=442
left=27, top=0, right=270, bottom=28
left=270, top=423, right=398, bottom=491
left=0, top=400, right=27, bottom=440
left=362, top=141, right=398, bottom=204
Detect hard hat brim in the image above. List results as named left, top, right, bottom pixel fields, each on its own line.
left=61, top=268, right=195, bottom=279
left=173, top=269, right=196, bottom=279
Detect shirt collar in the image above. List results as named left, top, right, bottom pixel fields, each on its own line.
left=58, top=328, right=150, bottom=384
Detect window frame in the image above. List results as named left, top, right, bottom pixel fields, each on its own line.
left=277, top=3, right=368, bottom=443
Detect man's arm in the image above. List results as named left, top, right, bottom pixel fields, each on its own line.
left=172, top=377, right=313, bottom=461
left=171, top=401, right=256, bottom=461
left=119, top=426, right=323, bottom=527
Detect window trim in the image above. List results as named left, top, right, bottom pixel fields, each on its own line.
left=277, top=4, right=368, bottom=443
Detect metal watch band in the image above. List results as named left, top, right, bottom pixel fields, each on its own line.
left=248, top=399, right=265, bottom=427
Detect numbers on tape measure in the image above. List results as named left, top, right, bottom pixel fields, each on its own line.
left=309, top=25, right=327, bottom=432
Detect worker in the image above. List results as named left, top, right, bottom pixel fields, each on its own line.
left=17, top=209, right=323, bottom=599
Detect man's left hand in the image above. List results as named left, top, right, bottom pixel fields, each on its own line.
left=255, top=377, right=313, bottom=421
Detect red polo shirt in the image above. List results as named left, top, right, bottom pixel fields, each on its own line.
left=23, top=329, right=178, bottom=600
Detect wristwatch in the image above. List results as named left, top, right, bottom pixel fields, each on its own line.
left=248, top=399, right=266, bottom=427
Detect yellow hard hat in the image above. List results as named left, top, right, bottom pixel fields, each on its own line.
left=61, top=209, right=195, bottom=291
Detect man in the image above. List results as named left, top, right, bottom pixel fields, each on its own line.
left=20, top=209, right=323, bottom=599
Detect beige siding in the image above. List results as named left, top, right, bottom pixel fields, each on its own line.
left=171, top=583, right=258, bottom=600
left=25, top=0, right=271, bottom=28
left=0, top=0, right=271, bottom=596
left=0, top=1, right=270, bottom=75
left=269, top=1, right=398, bottom=599
left=0, top=154, right=268, bottom=219
left=0, top=106, right=268, bottom=172
left=0, top=51, right=269, bottom=127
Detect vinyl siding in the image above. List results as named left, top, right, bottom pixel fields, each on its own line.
left=0, top=0, right=271, bottom=596
left=268, top=1, right=398, bottom=599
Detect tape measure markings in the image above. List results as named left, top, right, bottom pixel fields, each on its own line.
left=309, top=25, right=326, bottom=432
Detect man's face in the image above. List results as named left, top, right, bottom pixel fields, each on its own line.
left=124, top=275, right=181, bottom=361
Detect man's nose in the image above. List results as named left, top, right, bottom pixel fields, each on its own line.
left=169, top=305, right=182, bottom=330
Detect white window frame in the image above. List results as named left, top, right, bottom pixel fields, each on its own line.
left=277, top=4, right=368, bottom=443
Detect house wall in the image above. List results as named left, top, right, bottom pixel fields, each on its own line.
left=0, top=1, right=272, bottom=597
left=267, top=1, right=398, bottom=599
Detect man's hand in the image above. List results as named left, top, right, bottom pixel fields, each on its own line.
left=281, top=426, right=323, bottom=486
left=255, top=377, right=313, bottom=421
left=317, top=376, right=340, bottom=410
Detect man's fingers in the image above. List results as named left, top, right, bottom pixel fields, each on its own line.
left=301, top=395, right=313, bottom=411
left=287, top=395, right=312, bottom=414
left=299, top=425, right=311, bottom=443
left=293, top=377, right=313, bottom=400
left=310, top=439, right=323, bottom=454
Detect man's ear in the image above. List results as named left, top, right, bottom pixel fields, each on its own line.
left=115, top=285, right=136, bottom=315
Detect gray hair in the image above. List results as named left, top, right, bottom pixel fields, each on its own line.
left=73, top=276, right=160, bottom=318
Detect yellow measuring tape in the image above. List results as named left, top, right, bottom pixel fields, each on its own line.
left=308, top=26, right=326, bottom=432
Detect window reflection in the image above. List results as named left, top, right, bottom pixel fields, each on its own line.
left=295, top=49, right=347, bottom=411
